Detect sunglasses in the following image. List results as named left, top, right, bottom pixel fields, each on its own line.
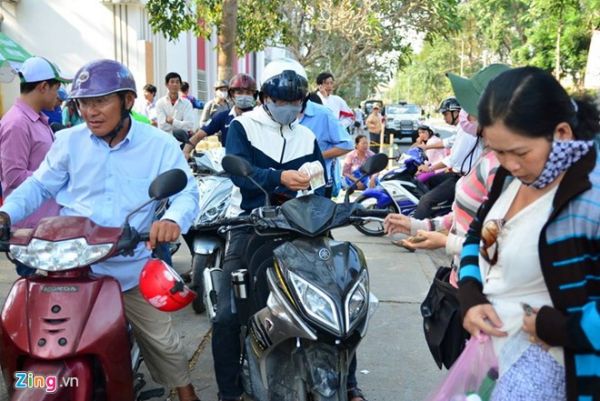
left=480, top=219, right=505, bottom=266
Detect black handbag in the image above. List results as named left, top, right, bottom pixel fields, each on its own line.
left=420, top=266, right=470, bottom=369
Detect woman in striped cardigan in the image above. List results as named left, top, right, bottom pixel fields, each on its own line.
left=458, top=67, right=600, bottom=401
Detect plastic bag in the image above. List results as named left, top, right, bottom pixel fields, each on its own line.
left=425, top=335, right=498, bottom=401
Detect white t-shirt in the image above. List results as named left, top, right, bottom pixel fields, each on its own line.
left=480, top=179, right=563, bottom=373
left=317, top=92, right=354, bottom=128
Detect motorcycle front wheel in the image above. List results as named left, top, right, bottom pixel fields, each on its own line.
left=191, top=254, right=210, bottom=314
left=353, top=195, right=398, bottom=236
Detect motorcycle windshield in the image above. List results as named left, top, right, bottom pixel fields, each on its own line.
left=280, top=195, right=338, bottom=235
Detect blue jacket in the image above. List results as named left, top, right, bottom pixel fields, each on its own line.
left=225, top=106, right=325, bottom=212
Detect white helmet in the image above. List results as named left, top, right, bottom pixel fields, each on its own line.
left=260, top=58, right=308, bottom=102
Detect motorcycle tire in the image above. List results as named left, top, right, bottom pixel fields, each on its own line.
left=191, top=254, right=210, bottom=314
left=353, top=194, right=398, bottom=237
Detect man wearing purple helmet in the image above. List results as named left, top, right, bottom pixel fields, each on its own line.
left=0, top=59, right=201, bottom=401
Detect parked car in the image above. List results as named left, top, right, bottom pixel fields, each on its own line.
left=385, top=103, right=423, bottom=142
left=363, top=99, right=385, bottom=116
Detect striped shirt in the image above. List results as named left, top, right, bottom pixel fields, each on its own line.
left=459, top=147, right=600, bottom=401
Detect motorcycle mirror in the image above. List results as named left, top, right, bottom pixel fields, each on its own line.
left=222, top=155, right=254, bottom=177
left=359, top=153, right=388, bottom=175
left=148, top=169, right=188, bottom=200
left=222, top=155, right=270, bottom=207
left=173, top=130, right=192, bottom=145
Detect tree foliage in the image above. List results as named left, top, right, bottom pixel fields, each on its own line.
left=145, top=0, right=460, bottom=102
left=389, top=0, right=600, bottom=109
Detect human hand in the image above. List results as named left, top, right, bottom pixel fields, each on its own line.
left=522, top=306, right=550, bottom=349
left=463, top=303, right=507, bottom=338
left=182, top=144, right=193, bottom=160
left=417, top=164, right=431, bottom=173
left=404, top=229, right=447, bottom=250
left=166, top=116, right=174, bottom=124
left=148, top=219, right=181, bottom=250
left=383, top=213, right=411, bottom=235
left=416, top=143, right=427, bottom=150
left=281, top=170, right=310, bottom=191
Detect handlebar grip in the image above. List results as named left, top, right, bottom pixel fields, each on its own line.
left=353, top=208, right=390, bottom=218
left=139, top=233, right=150, bottom=242
left=219, top=215, right=251, bottom=226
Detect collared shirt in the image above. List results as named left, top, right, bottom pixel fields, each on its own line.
left=155, top=95, right=195, bottom=133
left=300, top=100, right=353, bottom=179
left=0, top=98, right=61, bottom=228
left=0, top=120, right=199, bottom=291
left=317, top=92, right=354, bottom=128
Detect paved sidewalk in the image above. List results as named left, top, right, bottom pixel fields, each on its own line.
left=0, top=227, right=447, bottom=401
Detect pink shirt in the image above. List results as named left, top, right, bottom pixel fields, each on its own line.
left=343, top=149, right=376, bottom=176
left=0, top=99, right=60, bottom=228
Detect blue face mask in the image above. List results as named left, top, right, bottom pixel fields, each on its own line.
left=234, top=95, right=255, bottom=111
left=265, top=101, right=302, bottom=126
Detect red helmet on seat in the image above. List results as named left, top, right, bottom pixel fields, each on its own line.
left=139, top=259, right=196, bottom=312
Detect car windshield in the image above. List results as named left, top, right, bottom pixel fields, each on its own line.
left=387, top=105, right=420, bottom=114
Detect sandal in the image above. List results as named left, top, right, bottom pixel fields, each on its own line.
left=347, top=387, right=368, bottom=401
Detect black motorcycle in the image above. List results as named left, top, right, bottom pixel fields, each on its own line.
left=213, top=153, right=389, bottom=401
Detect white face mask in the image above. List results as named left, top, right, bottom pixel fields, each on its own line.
left=216, top=90, right=228, bottom=99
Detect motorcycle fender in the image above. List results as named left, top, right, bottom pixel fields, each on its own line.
left=249, top=270, right=317, bottom=387
left=360, top=188, right=392, bottom=208
left=192, top=235, right=222, bottom=254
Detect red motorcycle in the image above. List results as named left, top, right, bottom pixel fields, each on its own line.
left=0, top=169, right=194, bottom=401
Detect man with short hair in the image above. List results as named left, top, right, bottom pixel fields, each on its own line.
left=0, top=56, right=68, bottom=276
left=136, top=83, right=158, bottom=126
left=155, top=72, right=195, bottom=136
left=315, top=72, right=354, bottom=129
left=200, top=79, right=231, bottom=124
left=0, top=59, right=201, bottom=401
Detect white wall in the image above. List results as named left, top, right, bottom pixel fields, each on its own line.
left=0, top=0, right=196, bottom=115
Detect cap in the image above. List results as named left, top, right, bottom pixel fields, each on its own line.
left=18, top=56, right=71, bottom=84
left=446, top=64, right=510, bottom=117
left=214, top=79, right=229, bottom=89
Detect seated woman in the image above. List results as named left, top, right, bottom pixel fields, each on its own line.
left=342, top=135, right=379, bottom=190
left=412, top=125, right=446, bottom=183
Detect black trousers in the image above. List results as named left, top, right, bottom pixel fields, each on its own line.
left=412, top=172, right=460, bottom=220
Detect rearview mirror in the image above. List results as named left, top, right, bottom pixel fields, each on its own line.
left=222, top=155, right=254, bottom=177
left=360, top=153, right=388, bottom=176
left=149, top=169, right=188, bottom=200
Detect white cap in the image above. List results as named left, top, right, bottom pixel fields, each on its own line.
left=18, top=56, right=71, bottom=84
left=260, top=58, right=307, bottom=86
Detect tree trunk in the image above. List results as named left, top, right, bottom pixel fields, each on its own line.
left=217, top=0, right=237, bottom=81
left=554, top=2, right=564, bottom=79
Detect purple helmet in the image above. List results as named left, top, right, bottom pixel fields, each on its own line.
left=70, top=59, right=137, bottom=99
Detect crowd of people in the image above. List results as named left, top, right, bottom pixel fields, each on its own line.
left=0, top=52, right=598, bottom=401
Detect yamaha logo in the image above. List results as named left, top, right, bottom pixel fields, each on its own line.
left=318, top=248, right=330, bottom=260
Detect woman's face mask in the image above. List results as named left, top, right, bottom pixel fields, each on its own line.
left=216, top=89, right=228, bottom=99
left=265, top=100, right=302, bottom=126
left=458, top=109, right=479, bottom=136
left=234, top=94, right=256, bottom=111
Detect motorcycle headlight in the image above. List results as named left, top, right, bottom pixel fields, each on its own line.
left=345, top=270, right=369, bottom=332
left=197, top=197, right=230, bottom=225
left=10, top=238, right=113, bottom=271
left=288, top=271, right=341, bottom=334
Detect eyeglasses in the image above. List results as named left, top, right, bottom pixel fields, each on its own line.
left=480, top=219, right=504, bottom=266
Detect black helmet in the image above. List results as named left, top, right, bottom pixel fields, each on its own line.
left=438, top=97, right=461, bottom=113
left=260, top=58, right=308, bottom=102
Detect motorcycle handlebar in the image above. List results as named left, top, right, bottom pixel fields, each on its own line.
left=352, top=208, right=390, bottom=218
